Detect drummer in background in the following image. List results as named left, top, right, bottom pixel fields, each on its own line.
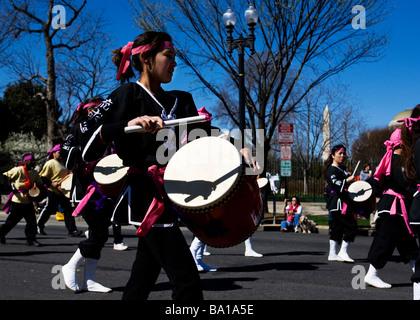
left=399, top=104, right=420, bottom=299
left=324, top=145, right=357, bottom=263
left=364, top=127, right=418, bottom=289
left=37, top=144, right=82, bottom=237
left=79, top=31, right=204, bottom=300
left=1, top=154, right=45, bottom=246
left=60, top=97, right=113, bottom=293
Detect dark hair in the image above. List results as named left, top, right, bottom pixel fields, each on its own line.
left=72, top=96, right=104, bottom=125
left=290, top=196, right=300, bottom=205
left=323, top=144, right=347, bottom=179
left=401, top=104, right=420, bottom=182
left=112, top=31, right=173, bottom=83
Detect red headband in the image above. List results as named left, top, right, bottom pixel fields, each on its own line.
left=116, top=41, right=174, bottom=80
left=75, top=101, right=102, bottom=112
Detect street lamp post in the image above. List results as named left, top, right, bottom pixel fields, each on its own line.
left=223, top=5, right=258, bottom=144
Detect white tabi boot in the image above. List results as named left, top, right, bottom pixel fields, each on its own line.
left=244, top=237, right=263, bottom=257
left=197, top=239, right=217, bottom=272
left=61, top=249, right=83, bottom=292
left=82, top=258, right=112, bottom=293
left=409, top=259, right=420, bottom=300
left=190, top=237, right=204, bottom=271
left=328, top=240, right=343, bottom=261
left=337, top=240, right=354, bottom=263
left=364, top=264, right=392, bottom=289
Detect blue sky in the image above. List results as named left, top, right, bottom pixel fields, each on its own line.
left=337, top=0, right=420, bottom=128
left=2, top=0, right=419, bottom=130
left=92, top=0, right=420, bottom=129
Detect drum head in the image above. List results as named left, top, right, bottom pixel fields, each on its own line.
left=94, top=154, right=128, bottom=186
left=257, top=177, right=268, bottom=189
left=164, top=137, right=242, bottom=210
left=348, top=180, right=372, bottom=202
left=60, top=174, right=73, bottom=198
left=28, top=187, right=40, bottom=198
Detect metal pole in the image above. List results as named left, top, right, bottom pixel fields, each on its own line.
left=238, top=44, right=245, bottom=145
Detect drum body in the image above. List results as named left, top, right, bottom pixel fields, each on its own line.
left=93, top=154, right=129, bottom=199
left=60, top=174, right=73, bottom=198
left=164, top=137, right=263, bottom=248
left=348, top=180, right=376, bottom=214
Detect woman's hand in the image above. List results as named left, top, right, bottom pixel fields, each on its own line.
left=240, top=148, right=260, bottom=172
left=346, top=175, right=355, bottom=183
left=127, top=116, right=164, bottom=134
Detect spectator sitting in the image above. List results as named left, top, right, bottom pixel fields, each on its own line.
left=360, top=164, right=372, bottom=181
left=280, top=196, right=302, bottom=232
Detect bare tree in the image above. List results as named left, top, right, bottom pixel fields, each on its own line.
left=129, top=0, right=389, bottom=172
left=0, top=0, right=110, bottom=148
left=289, top=82, right=364, bottom=194
left=351, top=126, right=393, bottom=167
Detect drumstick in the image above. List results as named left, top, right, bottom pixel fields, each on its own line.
left=124, top=115, right=207, bottom=134
left=352, top=161, right=360, bottom=177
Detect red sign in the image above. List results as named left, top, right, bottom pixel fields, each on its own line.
left=280, top=145, right=292, bottom=160
left=278, top=123, right=294, bottom=144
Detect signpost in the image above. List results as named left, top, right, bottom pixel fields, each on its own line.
left=278, top=124, right=293, bottom=178
left=276, top=123, right=294, bottom=225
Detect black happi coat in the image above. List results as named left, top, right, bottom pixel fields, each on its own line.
left=80, top=82, right=199, bottom=226
left=324, top=165, right=354, bottom=214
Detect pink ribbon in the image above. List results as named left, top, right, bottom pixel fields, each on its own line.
left=72, top=185, right=96, bottom=217
left=2, top=190, right=26, bottom=214
left=373, top=128, right=402, bottom=184
left=397, top=116, right=420, bottom=134
left=136, top=165, right=167, bottom=237
left=383, top=189, right=414, bottom=236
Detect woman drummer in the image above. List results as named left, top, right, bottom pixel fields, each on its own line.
left=324, top=144, right=357, bottom=262
left=364, top=127, right=418, bottom=289
left=60, top=97, right=114, bottom=293
left=79, top=31, right=203, bottom=300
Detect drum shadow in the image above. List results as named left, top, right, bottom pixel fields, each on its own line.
left=148, top=277, right=257, bottom=292
left=164, top=167, right=238, bottom=203
left=263, top=251, right=325, bottom=257
left=218, top=262, right=321, bottom=273
left=94, top=166, right=120, bottom=176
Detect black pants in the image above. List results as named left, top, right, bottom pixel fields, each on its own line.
left=368, top=213, right=418, bottom=269
left=122, top=226, right=203, bottom=301
left=78, top=200, right=113, bottom=260
left=330, top=210, right=358, bottom=243
left=37, top=190, right=78, bottom=233
left=0, top=203, right=37, bottom=241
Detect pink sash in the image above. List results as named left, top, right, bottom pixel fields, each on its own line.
left=383, top=189, right=414, bottom=236
left=136, top=165, right=167, bottom=237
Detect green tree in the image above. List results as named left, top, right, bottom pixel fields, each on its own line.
left=0, top=80, right=60, bottom=141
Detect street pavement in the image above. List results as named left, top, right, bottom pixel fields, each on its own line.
left=0, top=213, right=417, bottom=317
